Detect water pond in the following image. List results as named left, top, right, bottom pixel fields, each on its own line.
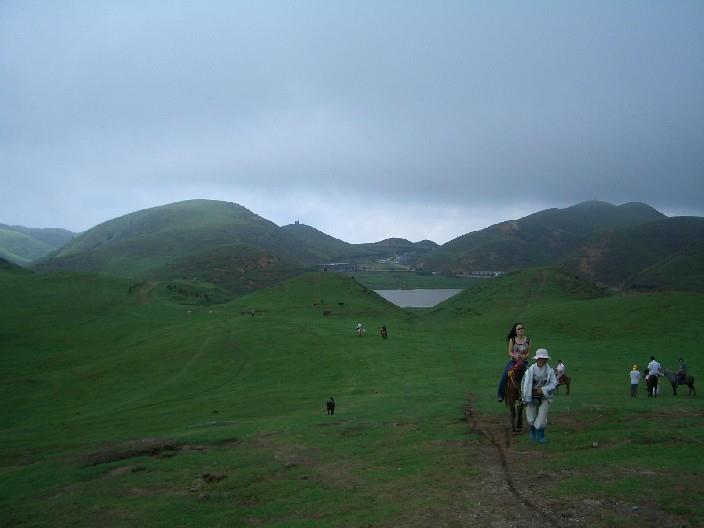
left=374, top=288, right=464, bottom=308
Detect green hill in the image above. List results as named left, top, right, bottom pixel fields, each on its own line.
left=420, top=201, right=666, bottom=274
left=565, top=216, right=704, bottom=289
left=281, top=222, right=363, bottom=262
left=419, top=201, right=704, bottom=292
left=432, top=267, right=608, bottom=317
left=33, top=200, right=316, bottom=292
left=1, top=268, right=703, bottom=526
left=0, top=256, right=33, bottom=274
left=0, top=227, right=54, bottom=265
left=626, top=240, right=704, bottom=292
left=0, top=223, right=76, bottom=248
left=0, top=224, right=75, bottom=266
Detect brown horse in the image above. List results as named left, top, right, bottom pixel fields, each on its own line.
left=505, top=359, right=526, bottom=434
left=555, top=373, right=571, bottom=395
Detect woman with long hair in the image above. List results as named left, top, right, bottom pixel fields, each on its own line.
left=497, top=322, right=531, bottom=402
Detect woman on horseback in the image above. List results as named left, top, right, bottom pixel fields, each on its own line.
left=497, top=322, right=531, bottom=402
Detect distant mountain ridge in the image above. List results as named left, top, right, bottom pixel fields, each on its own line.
left=20, top=198, right=704, bottom=294
left=0, top=224, right=76, bottom=266
left=419, top=201, right=704, bottom=291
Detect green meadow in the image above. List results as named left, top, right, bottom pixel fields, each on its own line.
left=1, top=269, right=702, bottom=527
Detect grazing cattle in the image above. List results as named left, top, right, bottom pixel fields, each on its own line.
left=326, top=397, right=336, bottom=415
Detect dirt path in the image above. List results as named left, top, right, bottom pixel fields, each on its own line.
left=463, top=395, right=569, bottom=527
left=460, top=396, right=690, bottom=528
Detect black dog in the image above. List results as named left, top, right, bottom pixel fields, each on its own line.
left=326, top=397, right=335, bottom=415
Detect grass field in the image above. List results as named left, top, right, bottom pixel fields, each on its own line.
left=1, top=269, right=702, bottom=527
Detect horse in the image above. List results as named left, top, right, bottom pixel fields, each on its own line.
left=555, top=371, right=571, bottom=395
left=662, top=369, right=696, bottom=396
left=326, top=397, right=335, bottom=415
left=505, top=358, right=526, bottom=434
left=645, top=370, right=659, bottom=398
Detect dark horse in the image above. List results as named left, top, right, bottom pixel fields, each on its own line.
left=505, top=359, right=526, bottom=434
left=645, top=369, right=659, bottom=398
left=326, top=397, right=335, bottom=415
left=663, top=369, right=696, bottom=396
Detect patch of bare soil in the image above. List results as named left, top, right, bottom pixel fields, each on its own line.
left=83, top=436, right=239, bottom=466
left=252, top=435, right=362, bottom=491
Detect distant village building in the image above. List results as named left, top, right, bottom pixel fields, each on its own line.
left=318, top=262, right=357, bottom=272
left=471, top=270, right=504, bottom=277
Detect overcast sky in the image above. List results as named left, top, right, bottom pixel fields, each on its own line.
left=2, top=1, right=703, bottom=244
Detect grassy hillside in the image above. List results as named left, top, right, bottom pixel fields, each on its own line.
left=626, top=241, right=704, bottom=292
left=33, top=200, right=316, bottom=292
left=0, top=226, right=56, bottom=266
left=421, top=201, right=665, bottom=274
left=0, top=224, right=75, bottom=266
left=1, top=268, right=702, bottom=527
left=0, top=256, right=33, bottom=273
left=432, top=267, right=608, bottom=318
left=281, top=223, right=362, bottom=262
left=564, top=216, right=704, bottom=288
left=421, top=202, right=704, bottom=293
left=0, top=224, right=76, bottom=248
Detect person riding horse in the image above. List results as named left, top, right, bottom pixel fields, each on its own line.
left=498, top=323, right=531, bottom=402
left=555, top=360, right=566, bottom=383
left=676, top=358, right=688, bottom=384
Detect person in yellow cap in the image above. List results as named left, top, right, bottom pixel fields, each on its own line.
left=629, top=365, right=641, bottom=398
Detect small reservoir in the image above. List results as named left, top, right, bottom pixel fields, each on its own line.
left=374, top=289, right=464, bottom=308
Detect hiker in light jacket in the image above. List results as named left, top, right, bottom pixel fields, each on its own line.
left=521, top=348, right=558, bottom=444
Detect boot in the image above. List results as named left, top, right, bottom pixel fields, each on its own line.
left=529, top=426, right=537, bottom=442
left=537, top=428, right=548, bottom=444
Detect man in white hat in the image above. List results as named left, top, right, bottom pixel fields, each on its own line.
left=521, top=348, right=558, bottom=443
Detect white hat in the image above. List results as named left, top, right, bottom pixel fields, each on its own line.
left=533, top=348, right=550, bottom=360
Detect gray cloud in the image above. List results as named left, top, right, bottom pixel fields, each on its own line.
left=1, top=1, right=703, bottom=243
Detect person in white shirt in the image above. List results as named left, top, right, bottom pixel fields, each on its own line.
left=647, top=356, right=662, bottom=378
left=629, top=365, right=641, bottom=397
left=521, top=348, right=558, bottom=443
left=555, top=360, right=566, bottom=382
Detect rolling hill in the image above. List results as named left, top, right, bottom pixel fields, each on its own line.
left=419, top=201, right=666, bottom=273
left=33, top=200, right=317, bottom=293
left=0, top=224, right=75, bottom=266
left=564, top=216, right=704, bottom=288
left=281, top=223, right=439, bottom=267
left=20, top=198, right=704, bottom=294
left=281, top=222, right=362, bottom=262
left=418, top=201, right=704, bottom=291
